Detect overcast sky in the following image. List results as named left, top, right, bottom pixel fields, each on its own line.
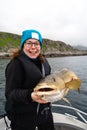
left=0, top=0, right=87, bottom=46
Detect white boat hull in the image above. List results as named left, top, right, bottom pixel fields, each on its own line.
left=0, top=113, right=87, bottom=130
left=53, top=112, right=87, bottom=130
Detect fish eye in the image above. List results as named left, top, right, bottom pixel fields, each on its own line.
left=53, top=78, right=56, bottom=82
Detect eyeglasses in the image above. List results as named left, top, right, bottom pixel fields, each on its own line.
left=25, top=41, right=40, bottom=47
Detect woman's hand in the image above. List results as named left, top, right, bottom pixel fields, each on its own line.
left=31, top=92, right=47, bottom=104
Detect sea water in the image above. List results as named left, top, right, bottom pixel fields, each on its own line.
left=0, top=56, right=87, bottom=118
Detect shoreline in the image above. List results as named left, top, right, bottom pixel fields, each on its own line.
left=0, top=51, right=87, bottom=59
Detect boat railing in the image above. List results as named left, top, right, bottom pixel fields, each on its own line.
left=52, top=104, right=87, bottom=124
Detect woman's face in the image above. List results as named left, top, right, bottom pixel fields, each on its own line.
left=23, top=39, right=41, bottom=59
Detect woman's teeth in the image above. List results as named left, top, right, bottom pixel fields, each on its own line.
left=29, top=51, right=37, bottom=54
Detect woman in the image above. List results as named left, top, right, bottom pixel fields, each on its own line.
left=5, top=29, right=55, bottom=130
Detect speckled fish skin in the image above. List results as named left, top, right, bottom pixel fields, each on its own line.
left=34, top=68, right=81, bottom=102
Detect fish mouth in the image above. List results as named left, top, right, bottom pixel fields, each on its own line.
left=37, top=87, right=54, bottom=92
left=34, top=85, right=58, bottom=96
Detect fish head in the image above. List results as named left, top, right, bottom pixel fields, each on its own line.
left=34, top=76, right=65, bottom=96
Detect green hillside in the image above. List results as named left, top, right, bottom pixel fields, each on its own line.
left=0, top=32, right=21, bottom=52
left=0, top=32, right=87, bottom=57
left=0, top=32, right=75, bottom=52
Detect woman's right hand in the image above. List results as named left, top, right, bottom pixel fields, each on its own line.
left=31, top=92, right=47, bottom=104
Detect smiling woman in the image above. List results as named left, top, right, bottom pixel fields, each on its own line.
left=5, top=29, right=55, bottom=130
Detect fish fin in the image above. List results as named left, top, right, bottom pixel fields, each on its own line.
left=63, top=98, right=71, bottom=105
left=78, top=88, right=80, bottom=94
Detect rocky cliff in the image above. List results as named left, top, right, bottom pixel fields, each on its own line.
left=0, top=32, right=87, bottom=58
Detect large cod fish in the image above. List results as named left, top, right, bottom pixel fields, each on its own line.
left=34, top=68, right=81, bottom=103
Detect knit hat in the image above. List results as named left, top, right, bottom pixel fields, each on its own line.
left=20, top=29, right=43, bottom=48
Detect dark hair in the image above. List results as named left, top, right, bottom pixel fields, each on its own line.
left=9, top=48, right=22, bottom=59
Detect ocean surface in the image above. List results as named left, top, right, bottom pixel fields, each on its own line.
left=0, top=56, right=87, bottom=120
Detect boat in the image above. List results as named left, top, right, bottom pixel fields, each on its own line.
left=52, top=104, right=87, bottom=130
left=0, top=104, right=87, bottom=130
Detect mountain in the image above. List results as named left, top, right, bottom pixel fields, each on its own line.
left=73, top=45, right=87, bottom=51
left=0, top=32, right=75, bottom=51
left=0, top=32, right=87, bottom=57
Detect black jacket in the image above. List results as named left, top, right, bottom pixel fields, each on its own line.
left=5, top=53, right=52, bottom=126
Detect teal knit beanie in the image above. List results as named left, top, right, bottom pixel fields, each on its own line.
left=20, top=29, right=43, bottom=48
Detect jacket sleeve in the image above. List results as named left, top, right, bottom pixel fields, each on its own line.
left=5, top=58, right=33, bottom=104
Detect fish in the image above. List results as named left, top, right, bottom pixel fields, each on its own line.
left=34, top=68, right=81, bottom=103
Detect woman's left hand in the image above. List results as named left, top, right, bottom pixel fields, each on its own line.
left=31, top=92, right=47, bottom=104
